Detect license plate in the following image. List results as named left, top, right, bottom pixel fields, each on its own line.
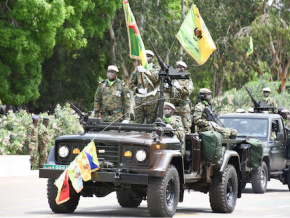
left=44, top=164, right=68, bottom=170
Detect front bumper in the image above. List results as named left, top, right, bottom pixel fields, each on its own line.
left=39, top=168, right=148, bottom=185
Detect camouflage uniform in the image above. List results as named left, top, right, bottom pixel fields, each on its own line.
left=166, top=78, right=193, bottom=133
left=163, top=115, right=185, bottom=141
left=193, top=101, right=237, bottom=139
left=259, top=97, right=278, bottom=114
left=38, top=124, right=51, bottom=168
left=94, top=78, right=131, bottom=122
left=284, top=119, right=290, bottom=129
left=27, top=124, right=39, bottom=168
left=129, top=63, right=160, bottom=124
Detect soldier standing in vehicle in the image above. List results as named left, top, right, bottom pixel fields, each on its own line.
left=27, top=115, right=40, bottom=169
left=193, top=88, right=237, bottom=138
left=162, top=102, right=185, bottom=141
left=38, top=118, right=51, bottom=168
left=129, top=50, right=160, bottom=124
left=259, top=87, right=278, bottom=114
left=281, top=109, right=290, bottom=128
left=94, top=65, right=131, bottom=122
left=165, top=61, right=193, bottom=134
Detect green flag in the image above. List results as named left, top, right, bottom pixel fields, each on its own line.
left=123, top=0, right=148, bottom=70
left=176, top=4, right=216, bottom=65
left=247, top=36, right=253, bottom=56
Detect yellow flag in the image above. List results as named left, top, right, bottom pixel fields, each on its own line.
left=176, top=4, right=216, bottom=65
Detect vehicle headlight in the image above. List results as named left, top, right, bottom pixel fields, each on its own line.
left=136, top=149, right=147, bottom=162
left=58, top=145, right=69, bottom=158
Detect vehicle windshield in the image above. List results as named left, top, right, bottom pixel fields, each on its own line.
left=219, top=117, right=269, bottom=138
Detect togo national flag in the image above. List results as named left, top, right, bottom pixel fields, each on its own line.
left=67, top=159, right=83, bottom=193
left=123, top=0, right=149, bottom=70
left=246, top=36, right=253, bottom=56
left=54, top=170, right=70, bottom=204
left=83, top=141, right=100, bottom=172
left=176, top=4, right=216, bottom=65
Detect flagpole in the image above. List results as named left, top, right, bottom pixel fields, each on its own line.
left=137, top=59, right=146, bottom=89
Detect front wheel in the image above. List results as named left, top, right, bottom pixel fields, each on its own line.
left=147, top=165, right=180, bottom=217
left=47, top=178, right=80, bottom=213
left=287, top=170, right=290, bottom=191
left=209, top=164, right=238, bottom=213
left=251, top=161, right=268, bottom=193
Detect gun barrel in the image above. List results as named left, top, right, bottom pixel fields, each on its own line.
left=147, top=39, right=167, bottom=70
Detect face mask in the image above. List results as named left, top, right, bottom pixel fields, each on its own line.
left=287, top=115, right=290, bottom=120
left=107, top=72, right=116, bottom=81
left=176, top=67, right=185, bottom=72
left=263, top=92, right=270, bottom=98
left=146, top=56, right=153, bottom=64
left=205, top=94, right=212, bottom=102
left=164, top=109, right=172, bottom=118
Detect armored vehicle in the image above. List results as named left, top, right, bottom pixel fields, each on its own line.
left=220, top=113, right=290, bottom=193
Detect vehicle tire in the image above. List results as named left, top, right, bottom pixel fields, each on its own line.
left=147, top=165, right=180, bottom=217
left=251, top=161, right=268, bottom=193
left=209, top=164, right=238, bottom=213
left=47, top=178, right=80, bottom=213
left=287, top=170, right=290, bottom=191
left=116, top=190, right=143, bottom=207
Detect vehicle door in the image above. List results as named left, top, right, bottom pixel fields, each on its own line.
left=269, top=119, right=287, bottom=170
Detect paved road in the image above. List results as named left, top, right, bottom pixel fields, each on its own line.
left=0, top=171, right=290, bottom=217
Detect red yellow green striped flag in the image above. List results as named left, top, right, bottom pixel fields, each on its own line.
left=123, top=0, right=148, bottom=70
left=176, top=4, right=216, bottom=65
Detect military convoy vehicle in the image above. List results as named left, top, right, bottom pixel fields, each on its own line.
left=220, top=113, right=290, bottom=193
left=40, top=115, right=263, bottom=216
left=39, top=45, right=263, bottom=217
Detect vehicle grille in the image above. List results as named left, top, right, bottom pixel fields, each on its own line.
left=96, top=142, right=120, bottom=167
left=55, top=141, right=120, bottom=167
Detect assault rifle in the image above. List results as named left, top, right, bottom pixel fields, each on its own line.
left=147, top=39, right=189, bottom=119
left=66, top=100, right=89, bottom=125
left=244, top=86, right=274, bottom=113
left=204, top=107, right=225, bottom=127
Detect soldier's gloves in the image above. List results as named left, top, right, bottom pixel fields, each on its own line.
left=137, top=65, right=145, bottom=73
left=209, top=121, right=219, bottom=128
left=166, top=124, right=173, bottom=129
left=164, top=83, right=169, bottom=89
left=173, top=80, right=180, bottom=90
left=122, top=120, right=129, bottom=123
left=138, top=88, right=147, bottom=94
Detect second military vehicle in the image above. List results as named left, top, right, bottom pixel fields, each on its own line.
left=220, top=113, right=290, bottom=193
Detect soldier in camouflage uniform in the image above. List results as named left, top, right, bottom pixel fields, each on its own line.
left=129, top=50, right=160, bottom=124
left=94, top=65, right=131, bottom=122
left=38, top=118, right=51, bottom=168
left=259, top=87, right=278, bottom=114
left=162, top=102, right=185, bottom=141
left=281, top=109, right=290, bottom=129
left=27, top=115, right=39, bottom=169
left=193, top=88, right=237, bottom=139
left=165, top=61, right=193, bottom=133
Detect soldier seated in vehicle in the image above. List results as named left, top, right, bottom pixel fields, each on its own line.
left=281, top=109, right=290, bottom=129
left=193, top=88, right=237, bottom=139
left=162, top=102, right=185, bottom=142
